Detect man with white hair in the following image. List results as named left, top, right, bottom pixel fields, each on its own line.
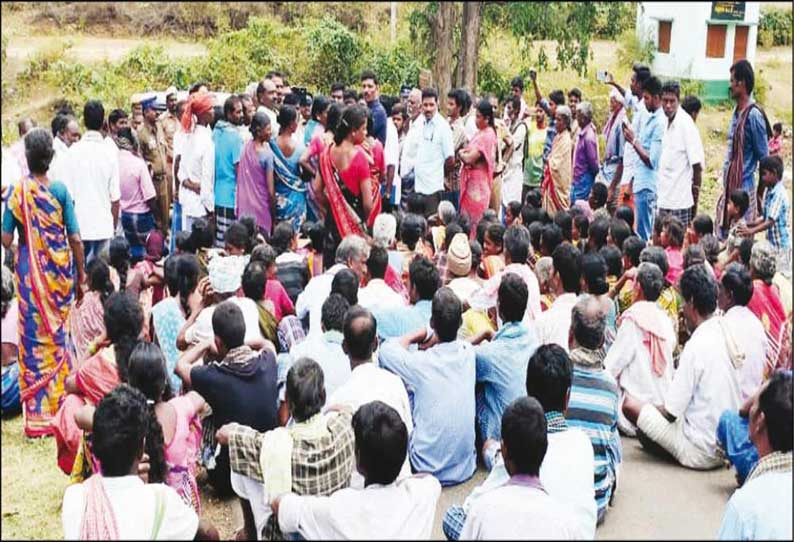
left=373, top=213, right=401, bottom=274
left=431, top=200, right=457, bottom=254
left=571, top=101, right=599, bottom=206
left=399, top=88, right=424, bottom=204
left=602, top=88, right=628, bottom=213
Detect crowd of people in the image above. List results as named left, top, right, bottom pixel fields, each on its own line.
left=0, top=55, right=792, bottom=540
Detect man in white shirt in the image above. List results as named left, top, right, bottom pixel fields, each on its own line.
left=657, top=81, right=704, bottom=226
left=459, top=396, right=578, bottom=540
left=177, top=92, right=215, bottom=232
left=383, top=115, right=401, bottom=209
left=718, top=263, right=768, bottom=401
left=444, top=343, right=597, bottom=540
left=57, top=100, right=121, bottom=263
left=295, top=235, right=369, bottom=338
left=358, top=244, right=406, bottom=311
left=327, top=306, right=414, bottom=487
left=624, top=264, right=743, bottom=469
left=399, top=88, right=426, bottom=208
left=273, top=400, right=441, bottom=540
left=62, top=385, right=213, bottom=540
left=534, top=242, right=582, bottom=351
left=605, top=262, right=676, bottom=436
left=255, top=79, right=280, bottom=134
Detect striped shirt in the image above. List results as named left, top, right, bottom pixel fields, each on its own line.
left=566, top=363, right=622, bottom=521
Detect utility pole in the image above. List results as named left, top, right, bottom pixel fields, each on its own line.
left=390, top=2, right=397, bottom=44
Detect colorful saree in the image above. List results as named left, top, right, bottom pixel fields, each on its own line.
left=747, top=280, right=788, bottom=376
left=270, top=139, right=307, bottom=232
left=7, top=178, right=74, bottom=437
left=541, top=130, right=573, bottom=214
left=68, top=291, right=106, bottom=367
left=460, top=127, right=497, bottom=236
left=319, top=145, right=379, bottom=240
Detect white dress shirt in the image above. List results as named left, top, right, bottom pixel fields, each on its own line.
left=57, top=130, right=121, bottom=241
left=326, top=362, right=414, bottom=488
left=177, top=124, right=215, bottom=218
left=399, top=116, right=422, bottom=179
left=384, top=117, right=402, bottom=204
left=285, top=331, right=351, bottom=400
left=62, top=476, right=198, bottom=540
left=534, top=293, right=578, bottom=352
left=358, top=278, right=406, bottom=311
left=657, top=108, right=704, bottom=210
left=278, top=475, right=441, bottom=540
left=722, top=305, right=767, bottom=401
left=410, top=112, right=454, bottom=195
left=295, top=263, right=346, bottom=338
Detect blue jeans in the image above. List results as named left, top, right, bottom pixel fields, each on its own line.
left=83, top=239, right=110, bottom=264
left=634, top=189, right=657, bottom=242
left=716, top=410, right=758, bottom=485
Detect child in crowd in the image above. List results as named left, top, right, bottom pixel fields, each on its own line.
left=651, top=212, right=665, bottom=247
left=270, top=222, right=310, bottom=303
left=660, top=215, right=685, bottom=285
left=505, top=201, right=522, bottom=228
left=589, top=183, right=610, bottom=221
left=615, top=205, right=636, bottom=237
left=608, top=218, right=632, bottom=251
left=600, top=245, right=623, bottom=293
left=305, top=221, right=327, bottom=278
left=223, top=222, right=251, bottom=257
left=553, top=211, right=573, bottom=243
left=614, top=235, right=646, bottom=315
left=572, top=214, right=590, bottom=253
left=768, top=121, right=782, bottom=155
left=686, top=214, right=714, bottom=248
left=737, top=155, right=791, bottom=277
left=480, top=223, right=506, bottom=279
left=539, top=223, right=564, bottom=258
left=250, top=244, right=295, bottom=322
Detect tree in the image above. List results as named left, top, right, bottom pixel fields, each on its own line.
left=457, top=1, right=482, bottom=93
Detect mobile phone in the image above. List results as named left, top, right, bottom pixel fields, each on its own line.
left=597, top=70, right=607, bottom=83
left=529, top=68, right=537, bottom=81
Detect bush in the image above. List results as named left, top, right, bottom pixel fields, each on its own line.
left=759, top=7, right=793, bottom=47
left=593, top=3, right=637, bottom=39
left=477, top=60, right=511, bottom=101
left=617, top=28, right=655, bottom=69
left=362, top=42, right=421, bottom=96
left=304, top=17, right=364, bottom=90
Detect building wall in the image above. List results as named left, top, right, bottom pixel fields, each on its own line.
left=636, top=2, right=760, bottom=100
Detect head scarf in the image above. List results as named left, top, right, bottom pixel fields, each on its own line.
left=608, top=87, right=625, bottom=106
left=208, top=255, right=247, bottom=294
left=181, top=91, right=214, bottom=133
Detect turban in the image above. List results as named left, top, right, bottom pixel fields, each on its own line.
left=181, top=91, right=215, bottom=132
left=609, top=87, right=625, bottom=106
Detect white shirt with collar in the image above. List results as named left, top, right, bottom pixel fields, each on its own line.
left=285, top=330, right=352, bottom=400
left=534, top=293, right=579, bottom=352
left=398, top=115, right=422, bottom=179
left=384, top=117, right=402, bottom=204
left=62, top=475, right=198, bottom=540
left=278, top=474, right=441, bottom=540
left=657, top=108, right=704, bottom=210
left=358, top=278, right=406, bottom=311
left=256, top=105, right=280, bottom=135
left=326, top=362, right=414, bottom=488
left=412, top=112, right=454, bottom=195
left=178, top=124, right=215, bottom=218
left=722, top=305, right=767, bottom=401
left=295, top=263, right=346, bottom=338
left=57, top=130, right=121, bottom=241
left=664, top=316, right=742, bottom=458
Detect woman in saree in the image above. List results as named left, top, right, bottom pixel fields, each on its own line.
left=270, top=105, right=307, bottom=232
left=1, top=128, right=86, bottom=438
left=236, top=112, right=276, bottom=237
left=52, top=291, right=143, bottom=474
left=314, top=105, right=380, bottom=244
left=459, top=100, right=498, bottom=238
left=300, top=103, right=343, bottom=223
left=541, top=105, right=574, bottom=214
left=746, top=241, right=789, bottom=374
left=69, top=259, right=114, bottom=366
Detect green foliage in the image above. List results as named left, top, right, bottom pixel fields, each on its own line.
left=592, top=3, right=637, bottom=39
left=304, top=17, right=364, bottom=89
left=617, top=28, right=655, bottom=69
left=363, top=42, right=421, bottom=95
left=759, top=7, right=793, bottom=47
left=679, top=79, right=705, bottom=100
left=477, top=60, right=510, bottom=101
left=754, top=69, right=768, bottom=108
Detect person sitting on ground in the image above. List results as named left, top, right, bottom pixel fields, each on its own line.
left=608, top=218, right=633, bottom=252
left=687, top=214, right=714, bottom=248
left=445, top=233, right=479, bottom=303
left=175, top=301, right=279, bottom=502
left=587, top=217, right=610, bottom=254
left=1, top=265, right=20, bottom=415
left=443, top=344, right=598, bottom=540
left=613, top=235, right=646, bottom=314
left=615, top=205, right=635, bottom=236
left=270, top=221, right=310, bottom=304
left=271, top=400, right=442, bottom=540
left=767, top=121, right=783, bottom=155
left=223, top=221, right=251, bottom=257
left=554, top=211, right=573, bottom=243
left=471, top=273, right=539, bottom=448
left=379, top=287, right=477, bottom=486
left=566, top=296, right=622, bottom=523
left=745, top=241, right=788, bottom=375
left=479, top=222, right=506, bottom=279
left=535, top=256, right=556, bottom=312
left=505, top=201, right=522, bottom=228
left=249, top=244, right=295, bottom=323
left=240, top=258, right=281, bottom=351
left=358, top=243, right=406, bottom=310
left=580, top=251, right=618, bottom=348
left=534, top=242, right=582, bottom=352
left=660, top=215, right=685, bottom=285
left=717, top=370, right=792, bottom=541
left=540, top=222, right=564, bottom=258
left=396, top=213, right=434, bottom=281
left=374, top=256, right=438, bottom=340
left=327, top=306, right=414, bottom=487
left=216, top=358, right=356, bottom=540
left=605, top=262, right=676, bottom=436
left=601, top=244, right=624, bottom=292
left=623, top=264, right=742, bottom=470
left=572, top=214, right=590, bottom=252
left=61, top=385, right=218, bottom=541
left=433, top=221, right=463, bottom=286
left=638, top=245, right=680, bottom=339
left=589, top=183, right=610, bottom=221
left=431, top=200, right=457, bottom=254
left=69, top=258, right=115, bottom=365
left=458, top=396, right=579, bottom=540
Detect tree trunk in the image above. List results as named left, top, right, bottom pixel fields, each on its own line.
left=430, top=2, right=456, bottom=96
left=459, top=1, right=482, bottom=94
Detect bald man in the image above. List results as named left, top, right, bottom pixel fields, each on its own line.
left=256, top=79, right=279, bottom=134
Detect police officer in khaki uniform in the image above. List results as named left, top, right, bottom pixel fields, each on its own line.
left=137, top=93, right=169, bottom=228
left=158, top=87, right=180, bottom=211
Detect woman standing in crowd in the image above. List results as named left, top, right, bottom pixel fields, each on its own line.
left=459, top=99, right=498, bottom=236
left=235, top=112, right=275, bottom=237
left=1, top=128, right=86, bottom=438
left=601, top=89, right=627, bottom=213
left=303, top=95, right=331, bottom=146
left=316, top=105, right=377, bottom=242
left=116, top=127, right=158, bottom=262
left=69, top=259, right=114, bottom=365
left=541, top=105, right=573, bottom=214
left=270, top=105, right=307, bottom=232
left=501, top=96, right=528, bottom=212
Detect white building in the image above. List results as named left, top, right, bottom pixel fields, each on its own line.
left=636, top=2, right=761, bottom=103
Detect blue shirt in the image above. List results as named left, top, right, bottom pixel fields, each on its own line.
left=379, top=338, right=477, bottom=485
left=474, top=322, right=539, bottom=440
left=723, top=102, right=769, bottom=191
left=718, top=470, right=792, bottom=540
left=368, top=99, right=388, bottom=146
left=2, top=179, right=80, bottom=237
left=413, top=113, right=454, bottom=195
left=763, top=180, right=790, bottom=252
left=212, top=120, right=244, bottom=209
left=567, top=364, right=622, bottom=521
left=373, top=299, right=433, bottom=340
left=632, top=107, right=664, bottom=194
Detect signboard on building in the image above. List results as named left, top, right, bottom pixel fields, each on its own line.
left=711, top=2, right=746, bottom=21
